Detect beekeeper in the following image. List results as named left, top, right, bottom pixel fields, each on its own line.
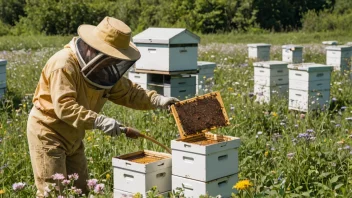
left=27, top=16, right=179, bottom=197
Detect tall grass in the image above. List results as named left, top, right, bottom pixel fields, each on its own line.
left=1, top=34, right=352, bottom=197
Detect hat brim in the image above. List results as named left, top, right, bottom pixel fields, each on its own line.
left=78, top=24, right=140, bottom=61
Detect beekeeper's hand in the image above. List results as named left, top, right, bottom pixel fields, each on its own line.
left=93, top=115, right=121, bottom=136
left=152, top=95, right=180, bottom=109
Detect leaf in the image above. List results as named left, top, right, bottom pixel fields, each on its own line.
left=334, top=183, right=344, bottom=190
left=318, top=172, right=332, bottom=179
left=302, top=191, right=311, bottom=197
left=330, top=175, right=342, bottom=184
left=294, top=186, right=303, bottom=192
left=314, top=182, right=330, bottom=190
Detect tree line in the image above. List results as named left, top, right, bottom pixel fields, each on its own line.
left=0, top=0, right=350, bottom=36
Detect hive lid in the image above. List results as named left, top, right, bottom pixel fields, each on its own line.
left=282, top=44, right=303, bottom=50
left=0, top=59, right=7, bottom=65
left=197, top=61, right=216, bottom=69
left=253, top=61, right=288, bottom=68
left=247, top=43, right=271, bottom=47
left=133, top=27, right=200, bottom=44
left=325, top=45, right=352, bottom=51
left=170, top=92, right=230, bottom=139
left=288, top=63, right=333, bottom=72
left=322, top=41, right=338, bottom=45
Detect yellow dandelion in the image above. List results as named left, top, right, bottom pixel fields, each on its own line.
left=87, top=136, right=92, bottom=142
left=264, top=151, right=269, bottom=157
left=233, top=179, right=253, bottom=190
left=0, top=189, right=5, bottom=194
left=228, top=87, right=233, bottom=91
left=271, top=112, right=278, bottom=117
left=106, top=173, right=111, bottom=180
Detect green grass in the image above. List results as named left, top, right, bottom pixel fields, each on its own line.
left=1, top=33, right=352, bottom=197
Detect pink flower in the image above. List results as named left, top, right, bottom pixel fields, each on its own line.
left=74, top=188, right=82, bottom=194
left=12, top=182, right=26, bottom=191
left=94, top=183, right=105, bottom=194
left=61, top=180, right=70, bottom=186
left=87, top=179, right=98, bottom=190
left=52, top=173, right=65, bottom=181
left=68, top=173, right=79, bottom=181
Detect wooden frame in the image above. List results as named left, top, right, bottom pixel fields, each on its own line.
left=170, top=91, right=230, bottom=139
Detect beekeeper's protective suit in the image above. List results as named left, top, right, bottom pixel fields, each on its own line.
left=26, top=16, right=179, bottom=197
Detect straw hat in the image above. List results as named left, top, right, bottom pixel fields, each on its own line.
left=77, top=16, right=140, bottom=61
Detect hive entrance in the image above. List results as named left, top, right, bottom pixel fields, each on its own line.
left=121, top=151, right=168, bottom=164
left=171, top=92, right=230, bottom=139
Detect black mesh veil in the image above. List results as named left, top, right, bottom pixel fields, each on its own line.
left=75, top=38, right=136, bottom=89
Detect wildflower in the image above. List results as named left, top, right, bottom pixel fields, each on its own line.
left=294, top=124, right=299, bottom=128
left=12, top=182, right=26, bottom=191
left=271, top=112, right=278, bottom=117
left=287, top=153, right=294, bottom=160
left=87, top=179, right=98, bottom=190
left=306, top=129, right=314, bottom=133
left=73, top=188, right=82, bottom=195
left=52, top=173, right=65, bottom=181
left=233, top=179, right=253, bottom=190
left=343, top=145, right=351, bottom=150
left=300, top=114, right=305, bottom=119
left=230, top=106, right=235, bottom=111
left=68, top=173, right=79, bottom=181
left=336, top=124, right=341, bottom=127
left=264, top=151, right=269, bottom=157
left=94, top=184, right=105, bottom=194
left=338, top=148, right=342, bottom=151
left=341, top=106, right=347, bottom=111
left=0, top=189, right=5, bottom=194
left=346, top=117, right=352, bottom=121
left=257, top=131, right=263, bottom=135
left=62, top=180, right=70, bottom=186
left=337, top=140, right=345, bottom=145
left=106, top=174, right=111, bottom=180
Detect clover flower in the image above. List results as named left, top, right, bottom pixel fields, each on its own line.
left=94, top=183, right=105, bottom=194
left=68, top=173, right=79, bottom=181
left=12, top=182, right=26, bottom=191
left=87, top=179, right=98, bottom=190
left=62, top=180, right=70, bottom=186
left=52, top=173, right=65, bottom=181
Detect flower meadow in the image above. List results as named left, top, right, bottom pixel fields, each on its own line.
left=1, top=36, right=352, bottom=197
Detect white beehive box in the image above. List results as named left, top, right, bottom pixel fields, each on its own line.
left=288, top=63, right=333, bottom=112
left=172, top=173, right=238, bottom=197
left=247, top=43, right=271, bottom=61
left=326, top=45, right=352, bottom=72
left=113, top=189, right=169, bottom=198
left=147, top=74, right=196, bottom=99
left=254, top=84, right=289, bottom=104
left=323, top=41, right=338, bottom=45
left=253, top=61, right=289, bottom=77
left=0, top=60, right=7, bottom=99
left=128, top=71, right=148, bottom=90
left=282, top=45, right=303, bottom=63
left=112, top=150, right=172, bottom=196
left=171, top=133, right=240, bottom=182
left=133, top=28, right=200, bottom=72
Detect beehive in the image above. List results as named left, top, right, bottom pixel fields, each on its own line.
left=253, top=61, right=289, bottom=103
left=247, top=43, right=271, bottom=61
left=288, top=63, right=333, bottom=112
left=112, top=150, right=172, bottom=197
left=326, top=45, right=352, bottom=72
left=133, top=28, right=200, bottom=72
left=170, top=92, right=240, bottom=197
left=282, top=45, right=303, bottom=63
left=0, top=59, right=6, bottom=99
left=191, top=61, right=216, bottom=95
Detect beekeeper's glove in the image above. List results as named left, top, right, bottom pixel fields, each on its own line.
left=152, top=94, right=180, bottom=109
left=94, top=115, right=121, bottom=136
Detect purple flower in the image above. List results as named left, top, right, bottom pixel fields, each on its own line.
left=94, top=183, right=105, bottom=194
left=298, top=133, right=309, bottom=138
left=52, top=173, right=65, bottom=181
left=62, top=180, right=70, bottom=186
left=335, top=124, right=341, bottom=127
left=68, top=173, right=79, bottom=181
left=343, top=145, right=351, bottom=150
left=306, top=129, right=314, bottom=133
left=87, top=179, right=98, bottom=190
left=12, top=182, right=26, bottom=191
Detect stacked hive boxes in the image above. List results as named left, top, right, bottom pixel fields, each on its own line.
left=253, top=61, right=289, bottom=103
left=112, top=150, right=172, bottom=197
left=192, top=61, right=217, bottom=95
left=288, top=63, right=333, bottom=112
left=282, top=45, right=303, bottom=63
left=325, top=45, right=352, bottom=72
left=170, top=92, right=240, bottom=197
left=247, top=43, right=271, bottom=61
left=127, top=28, right=200, bottom=99
left=0, top=59, right=6, bottom=99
